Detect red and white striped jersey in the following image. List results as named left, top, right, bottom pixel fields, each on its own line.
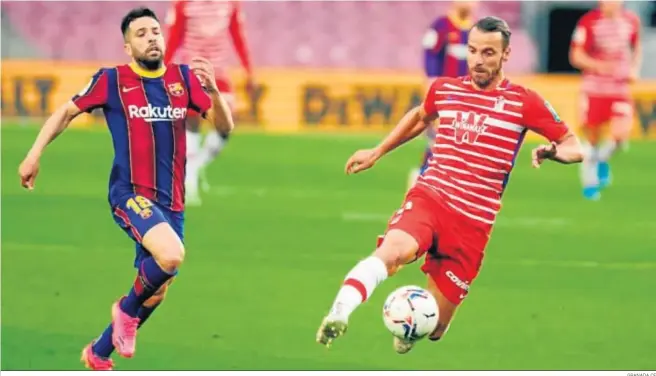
left=417, top=77, right=570, bottom=226
left=164, top=0, right=252, bottom=81
left=570, top=9, right=640, bottom=97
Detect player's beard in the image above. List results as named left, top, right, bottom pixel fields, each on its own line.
left=472, top=61, right=503, bottom=89
left=137, top=56, right=163, bottom=71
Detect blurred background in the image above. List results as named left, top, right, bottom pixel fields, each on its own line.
left=2, top=0, right=656, bottom=371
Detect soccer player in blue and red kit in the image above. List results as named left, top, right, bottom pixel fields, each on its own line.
left=409, top=1, right=477, bottom=188
left=17, top=7, right=234, bottom=370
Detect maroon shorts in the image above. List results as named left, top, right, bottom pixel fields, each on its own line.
left=378, top=185, right=491, bottom=305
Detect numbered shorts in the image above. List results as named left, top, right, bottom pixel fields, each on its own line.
left=581, top=95, right=633, bottom=128
left=111, top=194, right=185, bottom=267
left=379, top=185, right=491, bottom=305
left=188, top=77, right=235, bottom=117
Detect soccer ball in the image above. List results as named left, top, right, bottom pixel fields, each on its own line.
left=382, top=285, right=439, bottom=341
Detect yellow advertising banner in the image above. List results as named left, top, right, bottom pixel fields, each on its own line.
left=2, top=61, right=655, bottom=141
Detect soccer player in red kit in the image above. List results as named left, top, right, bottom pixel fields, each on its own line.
left=317, top=17, right=584, bottom=354
left=17, top=7, right=233, bottom=370
left=164, top=0, right=255, bottom=205
left=569, top=0, right=641, bottom=200
left=409, top=0, right=478, bottom=188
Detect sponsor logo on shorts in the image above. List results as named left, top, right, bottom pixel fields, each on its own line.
left=446, top=270, right=470, bottom=293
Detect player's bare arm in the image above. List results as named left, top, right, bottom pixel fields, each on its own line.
left=569, top=45, right=615, bottom=75
left=531, top=132, right=583, bottom=168
left=345, top=106, right=437, bottom=175
left=18, top=101, right=84, bottom=190
left=191, top=57, right=234, bottom=134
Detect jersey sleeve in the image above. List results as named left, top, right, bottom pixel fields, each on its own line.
left=522, top=89, right=570, bottom=142
left=422, top=78, right=442, bottom=117
left=181, top=64, right=212, bottom=116
left=71, top=69, right=108, bottom=113
left=570, top=15, right=593, bottom=54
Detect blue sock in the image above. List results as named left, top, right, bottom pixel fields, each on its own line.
left=120, top=257, right=175, bottom=317
left=90, top=302, right=161, bottom=358
left=137, top=303, right=161, bottom=329
left=92, top=324, right=115, bottom=359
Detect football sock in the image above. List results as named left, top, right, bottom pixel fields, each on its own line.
left=185, top=129, right=203, bottom=196
left=91, top=302, right=162, bottom=358
left=92, top=324, right=115, bottom=359
left=329, top=256, right=388, bottom=319
left=185, top=155, right=202, bottom=196
left=596, top=139, right=618, bottom=162
left=580, top=142, right=599, bottom=188
left=120, top=257, right=175, bottom=317
left=137, top=302, right=161, bottom=329
left=199, top=130, right=228, bottom=167
left=186, top=129, right=202, bottom=158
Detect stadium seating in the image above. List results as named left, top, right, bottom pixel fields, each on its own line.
left=2, top=1, right=535, bottom=73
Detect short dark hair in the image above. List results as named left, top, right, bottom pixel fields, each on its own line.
left=120, top=7, right=159, bottom=37
left=472, top=16, right=512, bottom=49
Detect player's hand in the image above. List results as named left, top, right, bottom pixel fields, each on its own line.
left=191, top=57, right=219, bottom=93
left=531, top=142, right=557, bottom=169
left=18, top=155, right=40, bottom=190
left=345, top=149, right=381, bottom=175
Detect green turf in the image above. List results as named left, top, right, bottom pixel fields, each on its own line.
left=2, top=125, right=655, bottom=370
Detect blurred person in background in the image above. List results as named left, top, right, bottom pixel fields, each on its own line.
left=165, top=0, right=255, bottom=206
left=569, top=0, right=642, bottom=201
left=409, top=0, right=478, bottom=189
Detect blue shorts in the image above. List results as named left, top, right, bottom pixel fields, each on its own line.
left=111, top=193, right=185, bottom=267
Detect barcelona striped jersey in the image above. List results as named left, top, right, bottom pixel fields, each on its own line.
left=72, top=63, right=212, bottom=211
left=423, top=15, right=471, bottom=78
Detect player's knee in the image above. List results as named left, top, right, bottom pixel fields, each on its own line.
left=157, top=245, right=185, bottom=271
left=374, top=232, right=418, bottom=274
left=143, top=223, right=186, bottom=271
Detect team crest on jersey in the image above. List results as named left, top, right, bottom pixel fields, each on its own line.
left=452, top=111, right=488, bottom=145
left=167, top=82, right=185, bottom=97
left=494, top=97, right=505, bottom=112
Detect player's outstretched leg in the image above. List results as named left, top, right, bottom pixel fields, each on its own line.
left=393, top=276, right=458, bottom=355
left=82, top=281, right=172, bottom=369
left=197, top=131, right=229, bottom=192
left=317, top=230, right=419, bottom=348
left=112, top=223, right=183, bottom=358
